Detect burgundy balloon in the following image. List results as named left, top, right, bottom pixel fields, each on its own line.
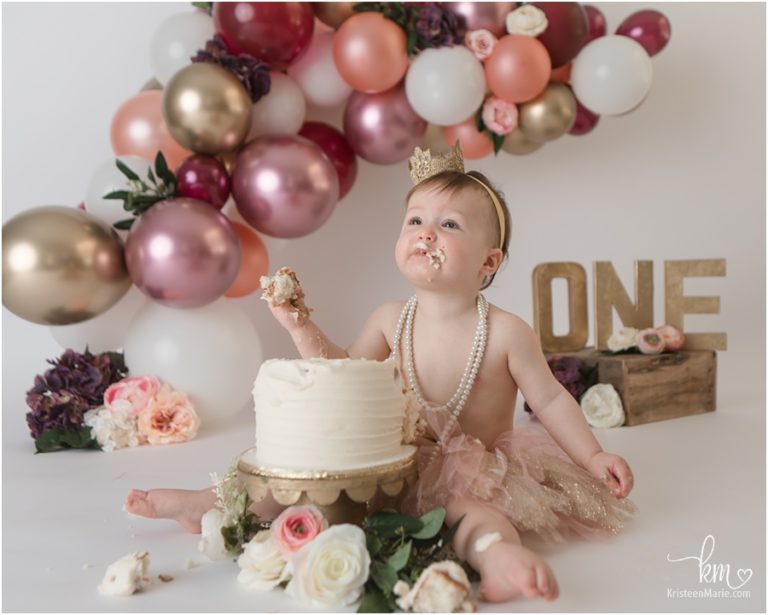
left=569, top=95, right=600, bottom=136
left=583, top=5, right=607, bottom=43
left=616, top=9, right=671, bottom=57
left=298, top=121, right=358, bottom=199
left=175, top=155, right=231, bottom=210
left=125, top=199, right=241, bottom=308
left=343, top=85, right=427, bottom=165
left=531, top=2, right=589, bottom=68
left=213, top=2, right=314, bottom=69
left=444, top=2, right=515, bottom=37
left=232, top=135, right=339, bottom=238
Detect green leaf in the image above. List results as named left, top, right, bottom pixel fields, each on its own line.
left=147, top=166, right=156, bottom=184
left=34, top=427, right=100, bottom=453
left=440, top=514, right=465, bottom=548
left=410, top=508, right=445, bottom=539
left=115, top=158, right=141, bottom=181
left=103, top=190, right=129, bottom=200
left=475, top=107, right=486, bottom=133
left=113, top=219, right=135, bottom=230
left=491, top=132, right=505, bottom=156
left=386, top=540, right=411, bottom=571
left=366, top=533, right=384, bottom=557
left=191, top=1, right=212, bottom=15
left=155, top=150, right=176, bottom=185
left=370, top=561, right=398, bottom=594
left=364, top=511, right=423, bottom=538
left=358, top=586, right=393, bottom=613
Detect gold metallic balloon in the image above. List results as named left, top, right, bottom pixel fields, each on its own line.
left=163, top=63, right=252, bottom=155
left=2, top=206, right=131, bottom=325
left=502, top=127, right=545, bottom=155
left=313, top=2, right=356, bottom=29
left=140, top=77, right=163, bottom=92
left=518, top=82, right=578, bottom=143
left=420, top=123, right=449, bottom=152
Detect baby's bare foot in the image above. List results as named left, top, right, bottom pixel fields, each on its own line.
left=124, top=488, right=215, bottom=534
left=478, top=541, right=559, bottom=602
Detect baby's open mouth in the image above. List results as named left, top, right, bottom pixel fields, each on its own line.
left=412, top=242, right=446, bottom=269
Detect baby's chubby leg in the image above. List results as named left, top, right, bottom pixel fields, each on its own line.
left=446, top=497, right=559, bottom=602
left=124, top=488, right=285, bottom=534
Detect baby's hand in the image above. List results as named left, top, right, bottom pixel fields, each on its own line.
left=260, top=267, right=312, bottom=332
left=585, top=451, right=634, bottom=498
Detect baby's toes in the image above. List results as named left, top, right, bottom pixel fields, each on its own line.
left=520, top=569, right=541, bottom=599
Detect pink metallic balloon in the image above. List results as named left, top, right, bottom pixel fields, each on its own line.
left=176, top=155, right=231, bottom=210
left=444, top=2, right=515, bottom=37
left=616, top=9, right=671, bottom=57
left=232, top=135, right=339, bottom=238
left=343, top=85, right=427, bottom=165
left=125, top=198, right=240, bottom=308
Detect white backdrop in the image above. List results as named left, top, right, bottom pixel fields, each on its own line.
left=2, top=3, right=766, bottom=612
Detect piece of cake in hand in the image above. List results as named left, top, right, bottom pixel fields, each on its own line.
left=260, top=267, right=312, bottom=326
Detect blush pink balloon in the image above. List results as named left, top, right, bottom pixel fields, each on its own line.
left=125, top=198, right=240, bottom=308
left=176, top=155, right=231, bottom=210
left=343, top=85, right=427, bottom=165
left=444, top=2, right=515, bottom=37
left=232, top=135, right=339, bottom=238
left=616, top=9, right=671, bottom=57
left=110, top=90, right=192, bottom=171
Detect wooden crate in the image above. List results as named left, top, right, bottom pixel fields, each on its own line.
left=544, top=348, right=717, bottom=426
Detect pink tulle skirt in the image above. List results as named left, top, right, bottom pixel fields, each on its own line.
left=403, top=408, right=637, bottom=545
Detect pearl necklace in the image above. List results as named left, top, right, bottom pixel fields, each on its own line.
left=391, top=294, right=489, bottom=452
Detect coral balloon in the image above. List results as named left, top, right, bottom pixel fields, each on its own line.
left=125, top=198, right=240, bottom=308
left=444, top=2, right=515, bottom=37
left=176, top=155, right=231, bottom=210
left=344, top=85, right=427, bottom=165
left=213, top=2, right=314, bottom=69
left=298, top=121, right=358, bottom=199
left=225, top=222, right=269, bottom=298
left=110, top=90, right=192, bottom=170
left=2, top=206, right=130, bottom=325
left=518, top=82, right=577, bottom=142
left=312, top=2, right=356, bottom=29
left=616, top=9, right=671, bottom=57
left=163, top=63, right=252, bottom=155
left=333, top=12, right=409, bottom=93
left=531, top=2, right=589, bottom=68
left=550, top=63, right=572, bottom=83
left=232, top=135, right=339, bottom=238
left=584, top=5, right=607, bottom=43
left=485, top=35, right=551, bottom=103
left=288, top=31, right=352, bottom=108
left=569, top=95, right=600, bottom=135
left=443, top=118, right=494, bottom=159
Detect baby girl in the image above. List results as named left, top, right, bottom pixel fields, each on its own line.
left=126, top=144, right=636, bottom=604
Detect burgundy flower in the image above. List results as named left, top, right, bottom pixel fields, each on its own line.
left=412, top=3, right=464, bottom=50
left=524, top=355, right=594, bottom=413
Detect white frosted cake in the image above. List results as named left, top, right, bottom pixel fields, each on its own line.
left=248, top=358, right=416, bottom=471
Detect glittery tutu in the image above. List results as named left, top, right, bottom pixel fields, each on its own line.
left=402, top=408, right=637, bottom=545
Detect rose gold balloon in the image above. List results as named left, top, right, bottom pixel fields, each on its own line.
left=518, top=82, right=577, bottom=142
left=163, top=63, right=252, bottom=156
left=444, top=2, right=516, bottom=37
left=486, top=35, right=551, bottom=103
left=111, top=90, right=192, bottom=171
left=443, top=118, right=494, bottom=159
left=333, top=12, right=409, bottom=93
left=502, top=127, right=544, bottom=155
left=312, top=2, right=356, bottom=29
left=225, top=222, right=269, bottom=298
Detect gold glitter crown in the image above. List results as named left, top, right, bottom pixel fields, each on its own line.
left=408, top=142, right=465, bottom=184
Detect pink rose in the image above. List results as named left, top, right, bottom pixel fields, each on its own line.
left=481, top=96, right=519, bottom=136
left=104, top=376, right=160, bottom=417
left=464, top=29, right=497, bottom=61
left=137, top=384, right=200, bottom=445
left=271, top=505, right=328, bottom=556
left=636, top=328, right=665, bottom=355
left=656, top=324, right=685, bottom=351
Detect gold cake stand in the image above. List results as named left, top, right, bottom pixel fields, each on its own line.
left=237, top=447, right=418, bottom=526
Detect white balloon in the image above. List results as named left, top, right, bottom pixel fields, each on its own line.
left=149, top=10, right=215, bottom=85
left=123, top=299, right=263, bottom=425
left=247, top=72, right=307, bottom=141
left=288, top=31, right=352, bottom=108
left=571, top=35, right=653, bottom=116
left=85, top=155, right=151, bottom=228
left=405, top=46, right=486, bottom=126
left=49, top=286, right=147, bottom=353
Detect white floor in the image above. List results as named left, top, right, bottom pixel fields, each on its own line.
left=2, top=387, right=764, bottom=613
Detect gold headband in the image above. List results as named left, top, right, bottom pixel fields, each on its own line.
left=408, top=142, right=506, bottom=248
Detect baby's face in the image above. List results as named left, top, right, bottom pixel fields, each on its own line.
left=395, top=186, right=500, bottom=292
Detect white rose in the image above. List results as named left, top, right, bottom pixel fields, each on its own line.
left=607, top=326, right=640, bottom=352
left=97, top=552, right=150, bottom=596
left=394, top=560, right=475, bottom=613
left=237, top=530, right=291, bottom=591
left=506, top=5, right=548, bottom=37
left=84, top=406, right=142, bottom=452
left=580, top=384, right=625, bottom=428
left=197, top=508, right=229, bottom=561
left=286, top=524, right=370, bottom=608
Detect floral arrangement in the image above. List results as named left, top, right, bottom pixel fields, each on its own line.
left=197, top=462, right=474, bottom=612
left=25, top=348, right=200, bottom=453
left=523, top=354, right=597, bottom=414
left=606, top=324, right=685, bottom=355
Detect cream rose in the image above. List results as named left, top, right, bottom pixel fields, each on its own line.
left=607, top=326, right=640, bottom=352
left=580, top=384, right=625, bottom=428
left=237, top=530, right=292, bottom=591
left=137, top=384, right=200, bottom=445
left=198, top=508, right=229, bottom=561
left=394, top=560, right=475, bottom=612
left=84, top=406, right=143, bottom=452
left=506, top=5, right=548, bottom=37
left=464, top=29, right=497, bottom=61
left=286, top=524, right=370, bottom=608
